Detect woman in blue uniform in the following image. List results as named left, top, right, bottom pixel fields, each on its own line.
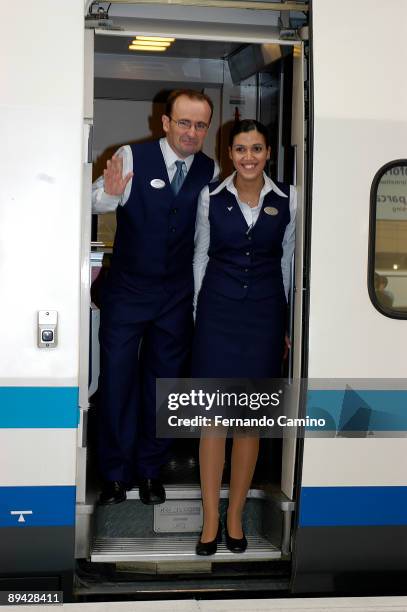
left=192, top=119, right=296, bottom=555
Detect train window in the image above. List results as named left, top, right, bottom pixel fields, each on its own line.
left=369, top=160, right=407, bottom=318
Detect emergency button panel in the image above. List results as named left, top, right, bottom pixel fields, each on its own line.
left=37, top=310, right=58, bottom=348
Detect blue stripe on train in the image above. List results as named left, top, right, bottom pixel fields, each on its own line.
left=306, top=388, right=407, bottom=431
left=0, top=387, right=79, bottom=428
left=300, top=486, right=407, bottom=526
left=0, top=486, right=76, bottom=527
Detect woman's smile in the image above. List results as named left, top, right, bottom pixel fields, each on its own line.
left=229, top=131, right=270, bottom=182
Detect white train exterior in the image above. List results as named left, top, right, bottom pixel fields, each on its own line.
left=1, top=0, right=407, bottom=600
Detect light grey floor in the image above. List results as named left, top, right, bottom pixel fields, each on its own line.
left=6, top=597, right=407, bottom=611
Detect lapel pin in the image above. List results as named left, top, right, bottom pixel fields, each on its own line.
left=150, top=179, right=166, bottom=189
left=264, top=206, right=278, bottom=216
left=227, top=206, right=233, bottom=211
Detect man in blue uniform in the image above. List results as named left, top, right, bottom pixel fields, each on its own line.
left=92, top=90, right=217, bottom=505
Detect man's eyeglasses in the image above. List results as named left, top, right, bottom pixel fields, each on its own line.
left=169, top=117, right=209, bottom=133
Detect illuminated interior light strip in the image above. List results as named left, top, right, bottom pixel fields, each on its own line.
left=130, top=41, right=172, bottom=47
left=128, top=45, right=168, bottom=51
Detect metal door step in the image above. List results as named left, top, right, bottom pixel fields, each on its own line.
left=91, top=535, right=281, bottom=563
left=125, top=485, right=294, bottom=511
left=127, top=484, right=265, bottom=501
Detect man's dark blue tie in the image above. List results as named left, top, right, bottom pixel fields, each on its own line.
left=171, top=160, right=186, bottom=195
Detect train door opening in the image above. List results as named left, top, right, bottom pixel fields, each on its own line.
left=76, top=7, right=307, bottom=593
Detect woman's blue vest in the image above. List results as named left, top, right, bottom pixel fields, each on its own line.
left=202, top=182, right=290, bottom=300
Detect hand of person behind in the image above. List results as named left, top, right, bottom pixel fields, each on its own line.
left=283, top=333, right=291, bottom=360
left=103, top=154, right=134, bottom=196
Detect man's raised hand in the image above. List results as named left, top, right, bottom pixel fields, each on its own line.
left=103, top=155, right=134, bottom=196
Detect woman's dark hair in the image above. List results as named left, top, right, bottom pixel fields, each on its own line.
left=228, top=119, right=270, bottom=148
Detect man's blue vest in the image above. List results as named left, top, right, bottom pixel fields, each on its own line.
left=111, top=140, right=214, bottom=291
left=202, top=182, right=290, bottom=300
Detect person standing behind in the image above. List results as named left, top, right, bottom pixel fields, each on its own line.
left=192, top=119, right=296, bottom=555
left=92, top=90, right=217, bottom=506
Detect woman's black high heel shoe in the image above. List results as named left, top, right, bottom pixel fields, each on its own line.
left=225, top=521, right=247, bottom=553
left=196, top=521, right=222, bottom=556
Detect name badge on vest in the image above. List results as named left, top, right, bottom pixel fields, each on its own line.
left=150, top=178, right=166, bottom=189
left=264, top=206, right=278, bottom=216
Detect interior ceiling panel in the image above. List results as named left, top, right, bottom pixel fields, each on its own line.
left=95, top=34, right=243, bottom=59
left=94, top=79, right=221, bottom=101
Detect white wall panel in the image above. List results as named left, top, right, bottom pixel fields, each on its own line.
left=299, top=0, right=407, bottom=497
left=302, top=438, right=407, bottom=487
left=0, top=1, right=85, bottom=382
left=309, top=0, right=407, bottom=379
left=0, top=430, right=77, bottom=486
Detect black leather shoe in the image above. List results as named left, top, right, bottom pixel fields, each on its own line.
left=98, top=480, right=127, bottom=505
left=196, top=521, right=222, bottom=556
left=225, top=522, right=247, bottom=553
left=139, top=478, right=166, bottom=505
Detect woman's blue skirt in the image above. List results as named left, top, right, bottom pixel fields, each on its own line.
left=191, top=287, right=286, bottom=378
